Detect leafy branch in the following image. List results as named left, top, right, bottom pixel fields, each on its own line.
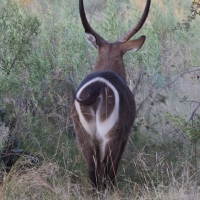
left=173, top=0, right=200, bottom=31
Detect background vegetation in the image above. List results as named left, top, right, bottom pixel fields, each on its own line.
left=0, top=0, right=200, bottom=199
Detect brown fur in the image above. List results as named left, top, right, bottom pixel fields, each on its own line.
left=70, top=0, right=151, bottom=191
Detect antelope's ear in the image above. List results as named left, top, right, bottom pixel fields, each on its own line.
left=86, top=33, right=98, bottom=49
left=122, top=35, right=146, bottom=54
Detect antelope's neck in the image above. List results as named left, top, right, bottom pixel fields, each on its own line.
left=93, top=54, right=127, bottom=82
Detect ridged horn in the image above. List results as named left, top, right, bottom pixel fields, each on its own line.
left=79, top=0, right=105, bottom=44
left=117, top=0, right=151, bottom=42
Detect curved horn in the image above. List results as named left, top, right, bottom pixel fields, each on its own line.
left=79, top=0, right=105, bottom=43
left=117, top=0, right=151, bottom=42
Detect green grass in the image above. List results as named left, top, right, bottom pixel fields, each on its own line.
left=0, top=0, right=200, bottom=199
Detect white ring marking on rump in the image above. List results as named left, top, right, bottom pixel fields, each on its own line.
left=75, top=77, right=119, bottom=141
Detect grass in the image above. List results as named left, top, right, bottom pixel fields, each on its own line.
left=0, top=0, right=200, bottom=199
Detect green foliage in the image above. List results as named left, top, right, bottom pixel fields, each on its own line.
left=173, top=1, right=200, bottom=31
left=167, top=113, right=200, bottom=141
left=0, top=0, right=200, bottom=198
left=0, top=0, right=40, bottom=75
left=102, top=0, right=119, bottom=40
left=0, top=124, right=9, bottom=154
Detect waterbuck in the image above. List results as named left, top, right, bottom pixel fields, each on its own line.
left=70, top=0, right=151, bottom=190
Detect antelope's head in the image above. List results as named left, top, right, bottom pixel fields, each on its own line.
left=79, top=0, right=151, bottom=82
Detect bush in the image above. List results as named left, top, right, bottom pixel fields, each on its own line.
left=0, top=0, right=200, bottom=199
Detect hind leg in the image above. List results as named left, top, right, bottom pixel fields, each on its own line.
left=76, top=130, right=100, bottom=188
left=82, top=142, right=100, bottom=188
left=99, top=139, right=127, bottom=189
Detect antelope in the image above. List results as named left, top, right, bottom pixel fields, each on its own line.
left=70, top=0, right=151, bottom=190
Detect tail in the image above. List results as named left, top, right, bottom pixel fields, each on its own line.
left=75, top=81, right=105, bottom=105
